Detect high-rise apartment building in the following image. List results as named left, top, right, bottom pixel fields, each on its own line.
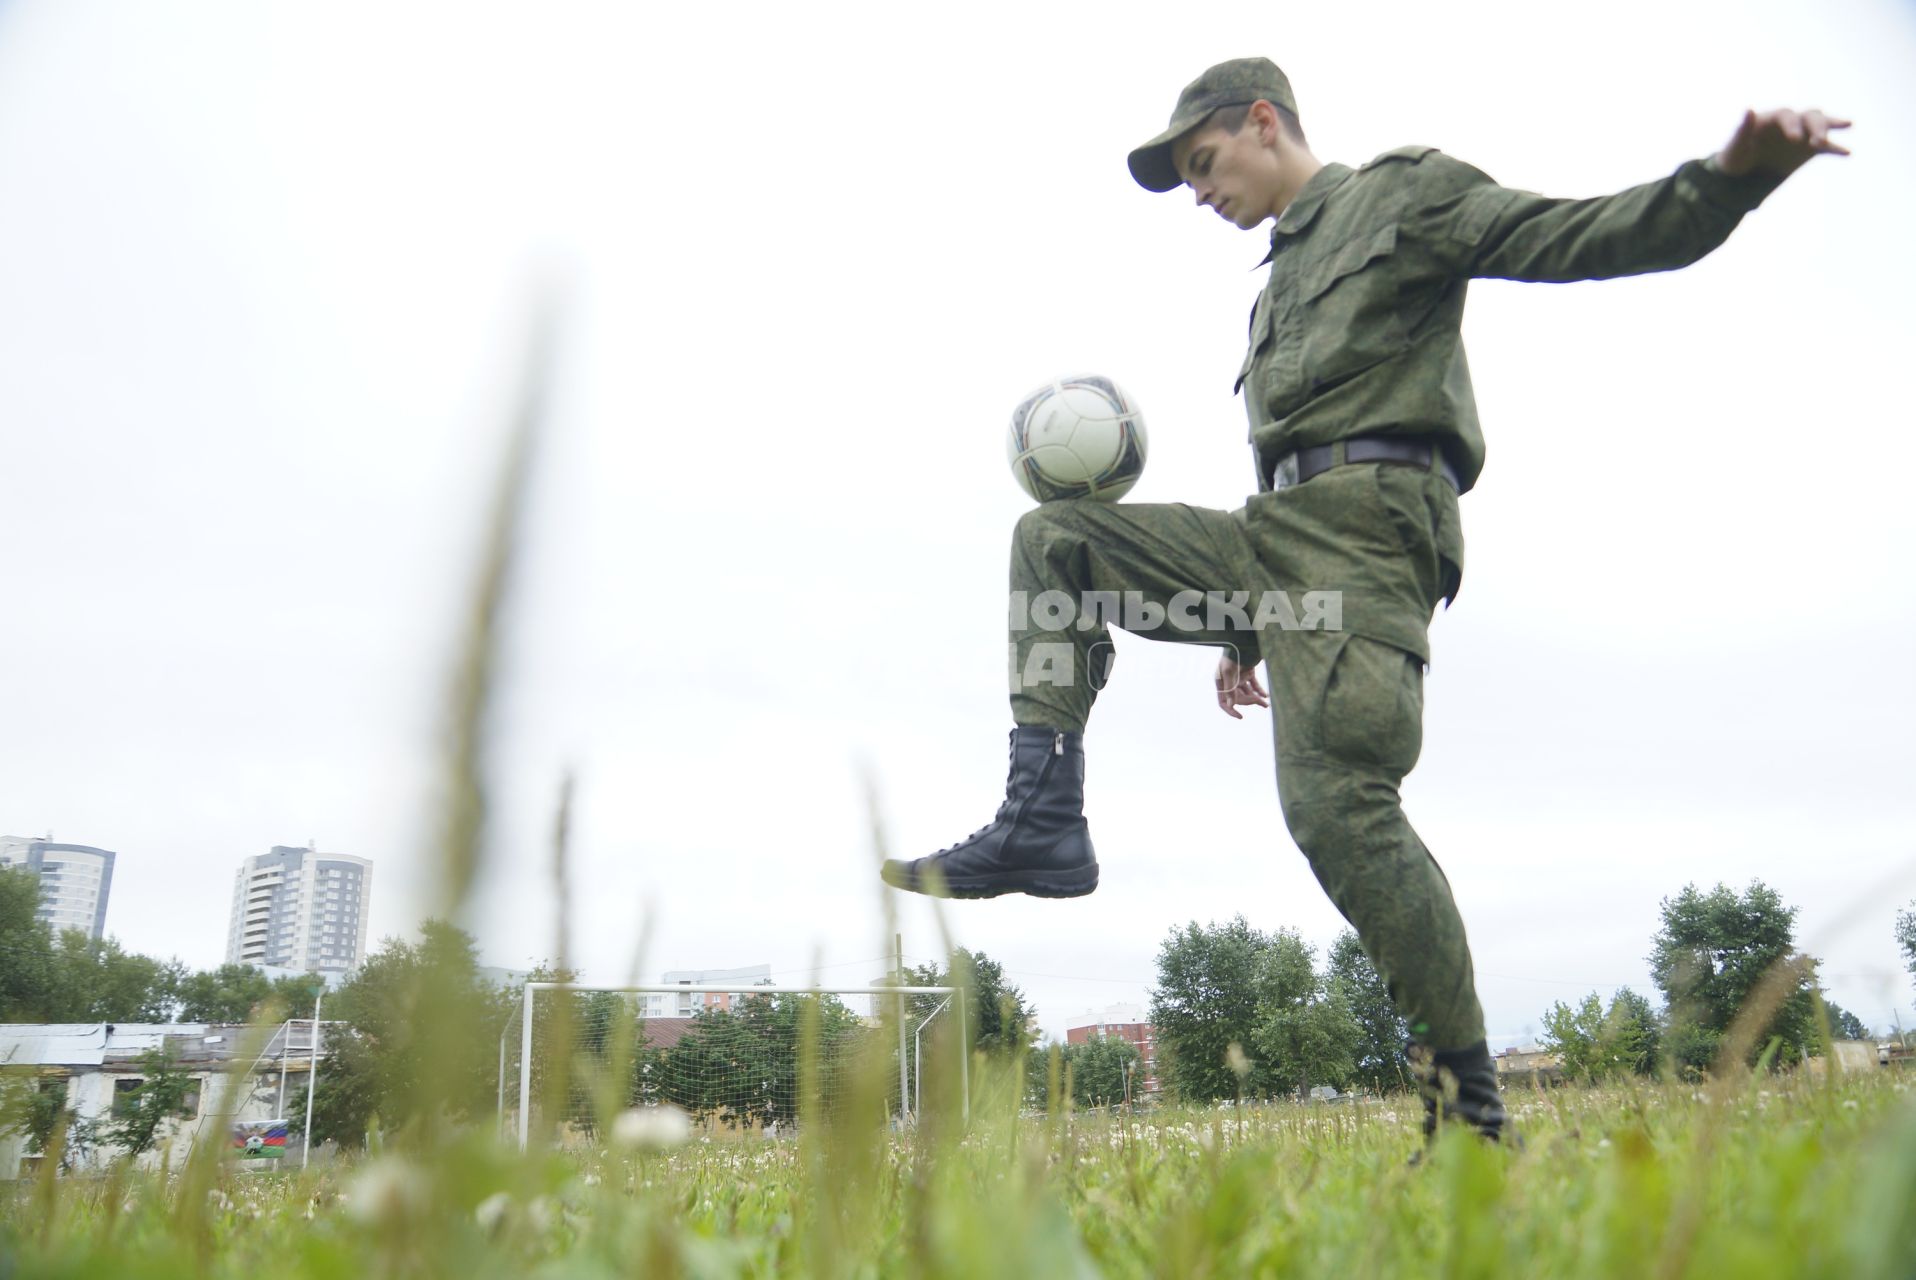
left=225, top=845, right=371, bottom=974
left=0, top=835, right=115, bottom=939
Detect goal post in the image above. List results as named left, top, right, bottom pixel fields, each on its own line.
left=511, top=983, right=967, bottom=1150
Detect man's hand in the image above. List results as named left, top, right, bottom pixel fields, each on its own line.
left=1215, top=653, right=1269, bottom=719
left=1714, top=108, right=1851, bottom=180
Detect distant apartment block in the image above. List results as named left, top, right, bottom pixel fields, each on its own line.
left=0, top=835, right=115, bottom=939
left=1064, top=1002, right=1160, bottom=1097
left=225, top=845, right=371, bottom=974
left=640, top=964, right=773, bottom=1018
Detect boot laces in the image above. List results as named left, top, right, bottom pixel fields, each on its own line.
left=928, top=750, right=1022, bottom=856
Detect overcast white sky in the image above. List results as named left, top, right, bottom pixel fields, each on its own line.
left=2, top=1, right=1912, bottom=1048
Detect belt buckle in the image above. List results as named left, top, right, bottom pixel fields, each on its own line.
left=1271, top=453, right=1299, bottom=490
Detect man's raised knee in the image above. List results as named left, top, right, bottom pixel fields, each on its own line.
left=1013, top=502, right=1077, bottom=545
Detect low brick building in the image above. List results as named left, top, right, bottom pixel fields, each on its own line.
left=1064, top=1003, right=1159, bottom=1098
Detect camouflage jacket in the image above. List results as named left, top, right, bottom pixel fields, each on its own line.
left=1238, top=148, right=1785, bottom=492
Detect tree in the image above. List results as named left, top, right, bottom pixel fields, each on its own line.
left=1325, top=931, right=1411, bottom=1093
left=300, top=920, right=511, bottom=1147
left=1649, top=880, right=1818, bottom=1074
left=1819, top=998, right=1869, bottom=1042
left=1, top=873, right=323, bottom=1029
left=1897, top=904, right=1916, bottom=986
left=899, top=948, right=1032, bottom=1059
left=42, top=931, right=179, bottom=1022
left=1251, top=930, right=1360, bottom=1098
left=272, top=973, right=327, bottom=1011
left=1542, top=988, right=1663, bottom=1082
left=0, top=1075, right=101, bottom=1172
left=1151, top=917, right=1275, bottom=1102
left=1541, top=993, right=1609, bottom=1082
left=270, top=972, right=329, bottom=1018
left=104, top=1046, right=197, bottom=1158
left=173, top=964, right=276, bottom=1023
left=1606, top=987, right=1661, bottom=1077
left=0, top=1073, right=62, bottom=1156
left=1024, top=1040, right=1062, bottom=1107
left=1065, top=1034, right=1140, bottom=1109
left=650, top=992, right=864, bottom=1126
left=0, top=868, right=55, bottom=1020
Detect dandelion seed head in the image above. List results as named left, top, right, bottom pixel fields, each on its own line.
left=475, top=1191, right=511, bottom=1233
left=612, top=1105, right=692, bottom=1151
left=342, top=1158, right=428, bottom=1226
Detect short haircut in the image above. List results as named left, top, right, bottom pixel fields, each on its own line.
left=1208, top=100, right=1306, bottom=145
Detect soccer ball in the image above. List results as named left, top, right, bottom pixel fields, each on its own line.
left=1006, top=374, right=1148, bottom=502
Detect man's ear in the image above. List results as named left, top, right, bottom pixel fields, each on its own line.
left=1249, top=98, right=1280, bottom=146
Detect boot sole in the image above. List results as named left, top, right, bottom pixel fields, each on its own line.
left=938, top=864, right=1099, bottom=900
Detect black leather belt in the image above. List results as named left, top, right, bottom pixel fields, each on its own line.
left=1268, top=435, right=1460, bottom=492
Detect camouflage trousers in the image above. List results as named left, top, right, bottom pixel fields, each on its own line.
left=1005, top=464, right=1485, bottom=1050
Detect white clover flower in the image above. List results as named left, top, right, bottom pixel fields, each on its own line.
left=612, top=1105, right=692, bottom=1151
left=526, top=1196, right=555, bottom=1233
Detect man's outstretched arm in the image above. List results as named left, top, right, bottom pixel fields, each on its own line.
left=1414, top=107, right=1850, bottom=283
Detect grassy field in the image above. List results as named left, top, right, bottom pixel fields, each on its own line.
left=5, top=1063, right=1913, bottom=1279
left=11, top=350, right=1898, bottom=1279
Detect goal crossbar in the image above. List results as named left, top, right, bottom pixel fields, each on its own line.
left=516, top=982, right=967, bottom=1149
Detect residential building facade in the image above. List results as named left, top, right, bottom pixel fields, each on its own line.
left=225, top=845, right=371, bottom=974
left=640, top=964, right=773, bottom=1018
left=0, top=835, right=115, bottom=940
left=1064, top=1002, right=1160, bottom=1098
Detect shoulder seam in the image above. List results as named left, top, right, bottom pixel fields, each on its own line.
left=1365, top=145, right=1440, bottom=169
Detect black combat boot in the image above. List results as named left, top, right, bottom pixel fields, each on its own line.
left=1412, top=1040, right=1510, bottom=1144
left=880, top=726, right=1098, bottom=899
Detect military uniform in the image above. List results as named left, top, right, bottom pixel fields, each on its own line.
left=1004, top=83, right=1783, bottom=1050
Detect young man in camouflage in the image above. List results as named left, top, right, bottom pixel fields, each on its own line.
left=881, top=57, right=1847, bottom=1139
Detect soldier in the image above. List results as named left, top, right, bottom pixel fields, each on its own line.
left=880, top=57, right=1847, bottom=1140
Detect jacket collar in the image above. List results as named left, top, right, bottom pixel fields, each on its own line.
left=1259, top=163, right=1353, bottom=263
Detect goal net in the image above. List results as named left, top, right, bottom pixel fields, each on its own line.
left=506, top=983, right=963, bottom=1149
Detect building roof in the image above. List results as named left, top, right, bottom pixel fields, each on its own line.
left=638, top=1017, right=697, bottom=1051
left=0, top=1023, right=109, bottom=1067
left=0, top=1022, right=324, bottom=1069
left=1063, top=1002, right=1148, bottom=1032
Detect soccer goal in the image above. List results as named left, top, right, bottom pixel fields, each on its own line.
left=507, top=983, right=966, bottom=1150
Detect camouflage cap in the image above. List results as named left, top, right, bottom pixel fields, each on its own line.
left=1127, top=57, right=1297, bottom=193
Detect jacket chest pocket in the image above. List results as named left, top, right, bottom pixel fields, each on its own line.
left=1235, top=289, right=1304, bottom=422
left=1296, top=224, right=1409, bottom=391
